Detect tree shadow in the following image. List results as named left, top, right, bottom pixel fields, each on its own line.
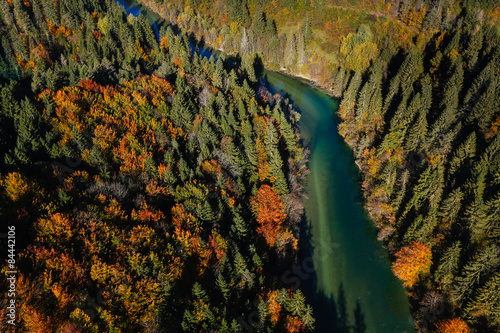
left=298, top=216, right=366, bottom=333
left=337, top=284, right=348, bottom=331
left=354, top=300, right=367, bottom=333
left=302, top=273, right=367, bottom=333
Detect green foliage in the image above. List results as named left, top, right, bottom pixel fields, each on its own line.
left=336, top=14, right=500, bottom=331
left=435, top=241, right=462, bottom=287
left=252, top=9, right=266, bottom=35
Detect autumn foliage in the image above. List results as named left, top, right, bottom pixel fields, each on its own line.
left=0, top=0, right=311, bottom=330
left=2, top=172, right=30, bottom=202
left=435, top=318, right=469, bottom=333
left=251, top=185, right=286, bottom=246
left=392, top=241, right=432, bottom=287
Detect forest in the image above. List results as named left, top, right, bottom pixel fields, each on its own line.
left=338, top=8, right=500, bottom=333
left=132, top=0, right=500, bottom=332
left=137, top=0, right=500, bottom=87
left=0, top=0, right=314, bottom=332
left=0, top=0, right=499, bottom=332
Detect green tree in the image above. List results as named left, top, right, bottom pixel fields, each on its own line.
left=465, top=272, right=500, bottom=326
left=452, top=245, right=500, bottom=306
left=338, top=70, right=361, bottom=121
left=435, top=241, right=462, bottom=288
left=252, top=9, right=266, bottom=35
left=302, top=12, right=312, bottom=44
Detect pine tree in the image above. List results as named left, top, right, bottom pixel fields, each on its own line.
left=423, top=6, right=442, bottom=30
left=470, top=193, right=500, bottom=242
left=465, top=272, right=500, bottom=326
left=405, top=110, right=428, bottom=152
left=231, top=211, right=248, bottom=238
left=435, top=241, right=462, bottom=288
left=265, top=18, right=277, bottom=37
left=213, top=57, right=225, bottom=89
left=355, top=60, right=383, bottom=125
left=242, top=54, right=256, bottom=82
left=241, top=28, right=250, bottom=54
left=199, top=201, right=215, bottom=222
left=301, top=305, right=315, bottom=330
left=13, top=0, right=33, bottom=35
left=241, top=1, right=251, bottom=25
left=193, top=282, right=209, bottom=302
left=338, top=71, right=361, bottom=120
left=269, top=35, right=280, bottom=64
left=332, top=67, right=346, bottom=97
left=0, top=1, right=16, bottom=30
left=302, top=12, right=312, bottom=44
left=438, top=188, right=464, bottom=223
left=233, top=250, right=248, bottom=279
left=448, top=132, right=476, bottom=177
left=252, top=9, right=266, bottom=35
left=286, top=290, right=306, bottom=316
left=463, top=29, right=483, bottom=69
left=452, top=245, right=500, bottom=306
left=399, top=47, right=424, bottom=96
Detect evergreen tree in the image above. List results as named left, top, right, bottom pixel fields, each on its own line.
left=465, top=272, right=500, bottom=326
left=265, top=17, right=277, bottom=37
left=284, top=33, right=296, bottom=69
left=435, top=241, right=462, bottom=288
left=338, top=71, right=362, bottom=120
left=252, top=9, right=266, bottom=35
left=452, top=245, right=499, bottom=306
left=241, top=28, right=250, bottom=54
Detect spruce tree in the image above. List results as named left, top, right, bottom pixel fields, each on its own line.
left=252, top=9, right=266, bottom=35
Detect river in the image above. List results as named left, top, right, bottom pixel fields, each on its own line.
left=116, top=1, right=414, bottom=332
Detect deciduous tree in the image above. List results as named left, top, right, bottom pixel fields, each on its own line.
left=392, top=241, right=432, bottom=287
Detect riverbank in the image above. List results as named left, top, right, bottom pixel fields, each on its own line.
left=263, top=70, right=414, bottom=332
left=134, top=0, right=342, bottom=96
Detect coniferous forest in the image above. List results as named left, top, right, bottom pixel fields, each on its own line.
left=339, top=15, right=500, bottom=333
left=0, top=0, right=499, bottom=332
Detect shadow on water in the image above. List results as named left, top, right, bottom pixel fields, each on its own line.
left=354, top=300, right=367, bottom=333
left=298, top=217, right=366, bottom=333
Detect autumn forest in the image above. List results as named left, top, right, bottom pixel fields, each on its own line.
left=0, top=0, right=499, bottom=332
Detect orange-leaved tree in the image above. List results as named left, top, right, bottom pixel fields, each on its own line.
left=267, top=290, right=283, bottom=325
left=285, top=315, right=305, bottom=333
left=250, top=185, right=286, bottom=247
left=392, top=241, right=432, bottom=287
left=435, top=318, right=469, bottom=333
